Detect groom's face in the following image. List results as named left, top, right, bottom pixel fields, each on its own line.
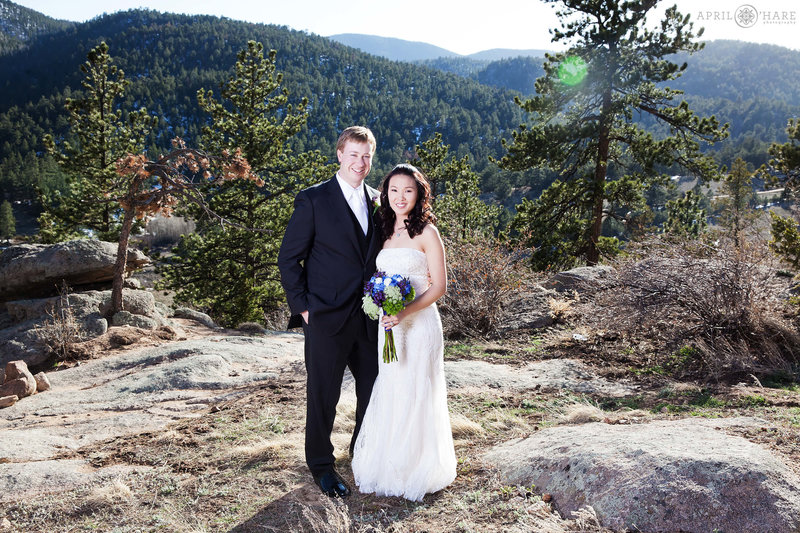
left=337, top=140, right=373, bottom=187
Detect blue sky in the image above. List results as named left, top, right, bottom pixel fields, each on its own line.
left=14, top=0, right=800, bottom=55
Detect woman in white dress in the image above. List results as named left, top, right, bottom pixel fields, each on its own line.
left=351, top=163, right=457, bottom=501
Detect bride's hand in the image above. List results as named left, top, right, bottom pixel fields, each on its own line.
left=382, top=312, right=403, bottom=329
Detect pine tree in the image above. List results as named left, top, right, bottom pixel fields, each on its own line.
left=664, top=190, right=707, bottom=238
left=160, top=41, right=332, bottom=326
left=763, top=119, right=800, bottom=198
left=0, top=200, right=15, bottom=242
left=41, top=42, right=155, bottom=242
left=412, top=133, right=501, bottom=241
left=762, top=119, right=800, bottom=267
left=412, top=133, right=452, bottom=198
left=714, top=158, right=757, bottom=248
left=499, top=0, right=727, bottom=269
left=109, top=141, right=256, bottom=316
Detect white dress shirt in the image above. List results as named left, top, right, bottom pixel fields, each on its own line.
left=336, top=173, right=369, bottom=235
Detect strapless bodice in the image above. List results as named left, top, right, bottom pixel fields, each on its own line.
left=376, top=248, right=429, bottom=294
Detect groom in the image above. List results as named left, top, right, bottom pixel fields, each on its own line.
left=278, top=126, right=382, bottom=497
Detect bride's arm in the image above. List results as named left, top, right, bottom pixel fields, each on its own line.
left=383, top=225, right=446, bottom=327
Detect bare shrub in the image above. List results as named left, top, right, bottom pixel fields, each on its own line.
left=549, top=291, right=579, bottom=322
left=237, top=321, right=267, bottom=335
left=34, top=282, right=86, bottom=362
left=596, top=237, right=800, bottom=380
left=439, top=237, right=526, bottom=339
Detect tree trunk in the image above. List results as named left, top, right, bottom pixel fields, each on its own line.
left=588, top=94, right=612, bottom=266
left=110, top=206, right=136, bottom=317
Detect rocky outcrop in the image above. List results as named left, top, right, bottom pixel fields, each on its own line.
left=445, top=359, right=634, bottom=397
left=543, top=265, right=615, bottom=293
left=485, top=418, right=800, bottom=533
left=0, top=239, right=149, bottom=301
left=173, top=307, right=217, bottom=329
left=0, top=334, right=304, bottom=499
left=0, top=289, right=167, bottom=369
left=111, top=310, right=159, bottom=329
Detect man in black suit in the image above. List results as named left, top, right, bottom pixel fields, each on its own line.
left=277, top=126, right=381, bottom=497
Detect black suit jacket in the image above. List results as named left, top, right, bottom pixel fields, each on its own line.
left=278, top=177, right=381, bottom=339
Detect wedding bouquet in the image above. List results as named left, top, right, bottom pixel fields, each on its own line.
left=362, top=270, right=415, bottom=363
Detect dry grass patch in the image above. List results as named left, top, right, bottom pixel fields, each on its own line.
left=559, top=404, right=605, bottom=425
left=548, top=291, right=580, bottom=322
left=450, top=411, right=486, bottom=438
left=224, top=439, right=284, bottom=466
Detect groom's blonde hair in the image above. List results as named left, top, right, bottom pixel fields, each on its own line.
left=336, top=126, right=376, bottom=154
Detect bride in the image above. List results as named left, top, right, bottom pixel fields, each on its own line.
left=351, top=163, right=457, bottom=501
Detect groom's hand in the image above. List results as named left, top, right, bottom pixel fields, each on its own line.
left=301, top=310, right=309, bottom=324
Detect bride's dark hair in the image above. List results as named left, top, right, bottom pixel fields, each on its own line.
left=378, top=164, right=436, bottom=242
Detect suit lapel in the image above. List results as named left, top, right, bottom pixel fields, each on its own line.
left=364, top=184, right=382, bottom=264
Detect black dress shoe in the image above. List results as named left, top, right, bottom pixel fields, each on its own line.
left=314, top=468, right=351, bottom=497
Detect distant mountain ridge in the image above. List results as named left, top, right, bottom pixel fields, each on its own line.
left=328, top=33, right=551, bottom=62
left=328, top=34, right=458, bottom=61
left=0, top=0, right=73, bottom=53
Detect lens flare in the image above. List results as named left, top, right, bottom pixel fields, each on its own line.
left=558, top=56, right=588, bottom=86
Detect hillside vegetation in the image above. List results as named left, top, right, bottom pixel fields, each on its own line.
left=1, top=5, right=799, bottom=216
left=0, top=8, right=528, bottom=210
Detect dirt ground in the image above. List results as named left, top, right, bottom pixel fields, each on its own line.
left=2, top=316, right=799, bottom=532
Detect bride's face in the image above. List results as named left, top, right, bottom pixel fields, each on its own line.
left=387, top=173, right=418, bottom=219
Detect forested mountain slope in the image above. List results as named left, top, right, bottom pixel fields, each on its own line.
left=0, top=4, right=797, bottom=212
left=0, top=8, right=527, bottom=204
left=0, top=0, right=72, bottom=54
left=423, top=40, right=800, bottom=168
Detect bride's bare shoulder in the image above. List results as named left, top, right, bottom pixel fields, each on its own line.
left=420, top=223, right=440, bottom=237
left=418, top=224, right=443, bottom=251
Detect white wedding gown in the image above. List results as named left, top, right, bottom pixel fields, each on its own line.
left=352, top=247, right=457, bottom=501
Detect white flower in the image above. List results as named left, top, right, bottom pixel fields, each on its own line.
left=361, top=295, right=380, bottom=320
left=384, top=285, right=402, bottom=301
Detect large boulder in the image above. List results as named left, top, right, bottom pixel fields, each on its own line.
left=543, top=265, right=615, bottom=293
left=0, top=240, right=149, bottom=301
left=485, top=417, right=800, bottom=533
left=0, top=289, right=163, bottom=369
left=0, top=361, right=37, bottom=400
left=173, top=307, right=218, bottom=329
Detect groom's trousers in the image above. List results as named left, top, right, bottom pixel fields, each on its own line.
left=303, top=311, right=378, bottom=477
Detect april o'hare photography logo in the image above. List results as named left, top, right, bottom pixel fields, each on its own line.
left=696, top=4, right=796, bottom=29
left=735, top=4, right=758, bottom=28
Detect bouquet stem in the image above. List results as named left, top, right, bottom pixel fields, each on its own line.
left=383, top=329, right=397, bottom=363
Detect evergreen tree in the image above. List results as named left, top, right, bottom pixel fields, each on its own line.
left=0, top=200, right=15, bottom=242
left=762, top=119, right=800, bottom=267
left=768, top=211, right=800, bottom=269
left=412, top=133, right=502, bottom=240
left=411, top=133, right=451, bottom=198
left=499, top=0, right=727, bottom=268
left=40, top=42, right=154, bottom=242
left=664, top=190, right=707, bottom=238
left=764, top=119, right=800, bottom=197
left=714, top=158, right=757, bottom=248
left=161, top=41, right=332, bottom=326
left=436, top=168, right=503, bottom=241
